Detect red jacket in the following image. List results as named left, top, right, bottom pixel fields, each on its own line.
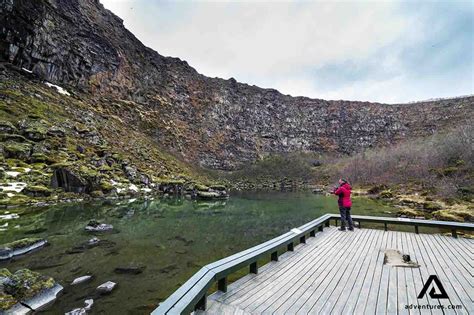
left=334, top=183, right=352, bottom=208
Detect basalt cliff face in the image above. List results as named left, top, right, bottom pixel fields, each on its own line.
left=1, top=0, right=473, bottom=170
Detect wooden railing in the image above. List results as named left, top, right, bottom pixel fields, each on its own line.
left=152, top=214, right=474, bottom=315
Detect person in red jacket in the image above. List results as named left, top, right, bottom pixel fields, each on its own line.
left=333, top=179, right=353, bottom=231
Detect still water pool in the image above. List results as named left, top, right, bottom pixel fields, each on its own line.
left=0, top=191, right=398, bottom=314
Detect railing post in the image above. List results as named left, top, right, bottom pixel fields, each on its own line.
left=318, top=225, right=323, bottom=232
left=287, top=242, right=294, bottom=251
left=271, top=251, right=278, bottom=261
left=218, top=277, right=227, bottom=292
left=325, top=220, right=330, bottom=227
left=451, top=229, right=458, bottom=238
left=310, top=229, right=317, bottom=236
left=415, top=225, right=419, bottom=234
left=358, top=221, right=362, bottom=229
left=250, top=261, right=258, bottom=274
left=384, top=223, right=388, bottom=231
left=195, top=293, right=207, bottom=311
left=335, top=219, right=338, bottom=227
left=300, top=235, right=306, bottom=244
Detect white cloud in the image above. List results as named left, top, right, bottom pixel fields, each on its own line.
left=101, top=0, right=473, bottom=103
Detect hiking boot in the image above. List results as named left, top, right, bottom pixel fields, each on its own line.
left=338, top=227, right=346, bottom=231
left=348, top=227, right=354, bottom=231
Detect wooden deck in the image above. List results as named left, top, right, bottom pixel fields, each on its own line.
left=198, top=227, right=473, bottom=315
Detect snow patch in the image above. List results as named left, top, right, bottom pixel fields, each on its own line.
left=0, top=213, right=19, bottom=220
left=5, top=171, right=21, bottom=178
left=141, top=188, right=152, bottom=193
left=45, top=82, right=71, bottom=96
left=129, top=184, right=139, bottom=192
left=0, top=182, right=27, bottom=193
left=22, top=67, right=33, bottom=73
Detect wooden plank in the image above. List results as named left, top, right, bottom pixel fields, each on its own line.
left=409, top=232, right=447, bottom=314
left=396, top=231, right=410, bottom=315
left=295, top=229, right=375, bottom=313
left=220, top=228, right=342, bottom=305
left=405, top=231, right=443, bottom=315
left=219, top=227, right=339, bottom=299
left=418, top=233, right=473, bottom=314
left=287, top=229, right=373, bottom=314
left=267, top=229, right=366, bottom=314
left=431, top=235, right=473, bottom=287
left=427, top=234, right=473, bottom=309
left=234, top=228, right=352, bottom=310
left=328, top=228, right=383, bottom=314
left=400, top=231, right=424, bottom=315
left=435, top=235, right=473, bottom=271
left=357, top=228, right=389, bottom=314
left=386, top=230, right=399, bottom=315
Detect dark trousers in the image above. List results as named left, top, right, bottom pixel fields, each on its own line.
left=339, top=206, right=353, bottom=229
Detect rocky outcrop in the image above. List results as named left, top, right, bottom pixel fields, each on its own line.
left=51, top=168, right=89, bottom=193
left=1, top=0, right=473, bottom=170
left=0, top=268, right=62, bottom=313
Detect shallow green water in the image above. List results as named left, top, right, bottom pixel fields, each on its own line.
left=0, top=191, right=398, bottom=314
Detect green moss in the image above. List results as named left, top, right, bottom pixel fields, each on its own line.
left=100, top=180, right=114, bottom=192
left=442, top=166, right=458, bottom=176
left=195, top=184, right=209, bottom=191
left=209, top=184, right=226, bottom=191
left=431, top=210, right=466, bottom=222
left=1, top=238, right=43, bottom=250
left=378, top=190, right=393, bottom=199
left=4, top=269, right=55, bottom=301
left=74, top=123, right=90, bottom=133
left=0, top=292, right=17, bottom=311
left=423, top=202, right=442, bottom=212
left=23, top=185, right=52, bottom=197
left=0, top=268, right=12, bottom=277
left=0, top=194, right=31, bottom=206
left=90, top=190, right=104, bottom=198
left=397, top=208, right=424, bottom=218
left=30, top=152, right=47, bottom=163
left=0, top=120, right=17, bottom=134
left=3, top=142, right=31, bottom=160
left=0, top=133, right=27, bottom=142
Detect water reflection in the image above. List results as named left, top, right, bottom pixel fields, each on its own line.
left=0, top=192, right=396, bottom=314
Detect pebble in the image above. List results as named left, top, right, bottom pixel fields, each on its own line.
left=96, top=281, right=116, bottom=294
left=71, top=275, right=93, bottom=285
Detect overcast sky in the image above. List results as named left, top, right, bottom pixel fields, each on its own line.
left=101, top=0, right=473, bottom=103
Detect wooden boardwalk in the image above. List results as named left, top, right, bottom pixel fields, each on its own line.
left=198, top=227, right=473, bottom=315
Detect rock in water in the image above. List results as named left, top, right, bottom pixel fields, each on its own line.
left=87, top=237, right=100, bottom=246
left=71, top=275, right=93, bottom=285
left=96, top=281, right=116, bottom=294
left=114, top=265, right=145, bottom=275
left=0, top=238, right=48, bottom=260
left=0, top=268, right=63, bottom=313
left=65, top=299, right=94, bottom=315
left=84, top=220, right=113, bottom=232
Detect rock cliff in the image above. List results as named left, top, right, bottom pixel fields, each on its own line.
left=1, top=0, right=473, bottom=170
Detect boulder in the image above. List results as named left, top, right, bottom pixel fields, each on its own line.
left=114, top=265, right=145, bottom=275
left=23, top=185, right=52, bottom=197
left=71, top=275, right=93, bottom=286
left=46, top=126, right=65, bottom=137
left=96, top=281, right=116, bottom=294
left=84, top=220, right=113, bottom=232
left=3, top=142, right=32, bottom=160
left=65, top=299, right=93, bottom=315
left=0, top=268, right=62, bottom=313
left=0, top=238, right=48, bottom=260
left=51, top=168, right=89, bottom=193
left=0, top=121, right=17, bottom=134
